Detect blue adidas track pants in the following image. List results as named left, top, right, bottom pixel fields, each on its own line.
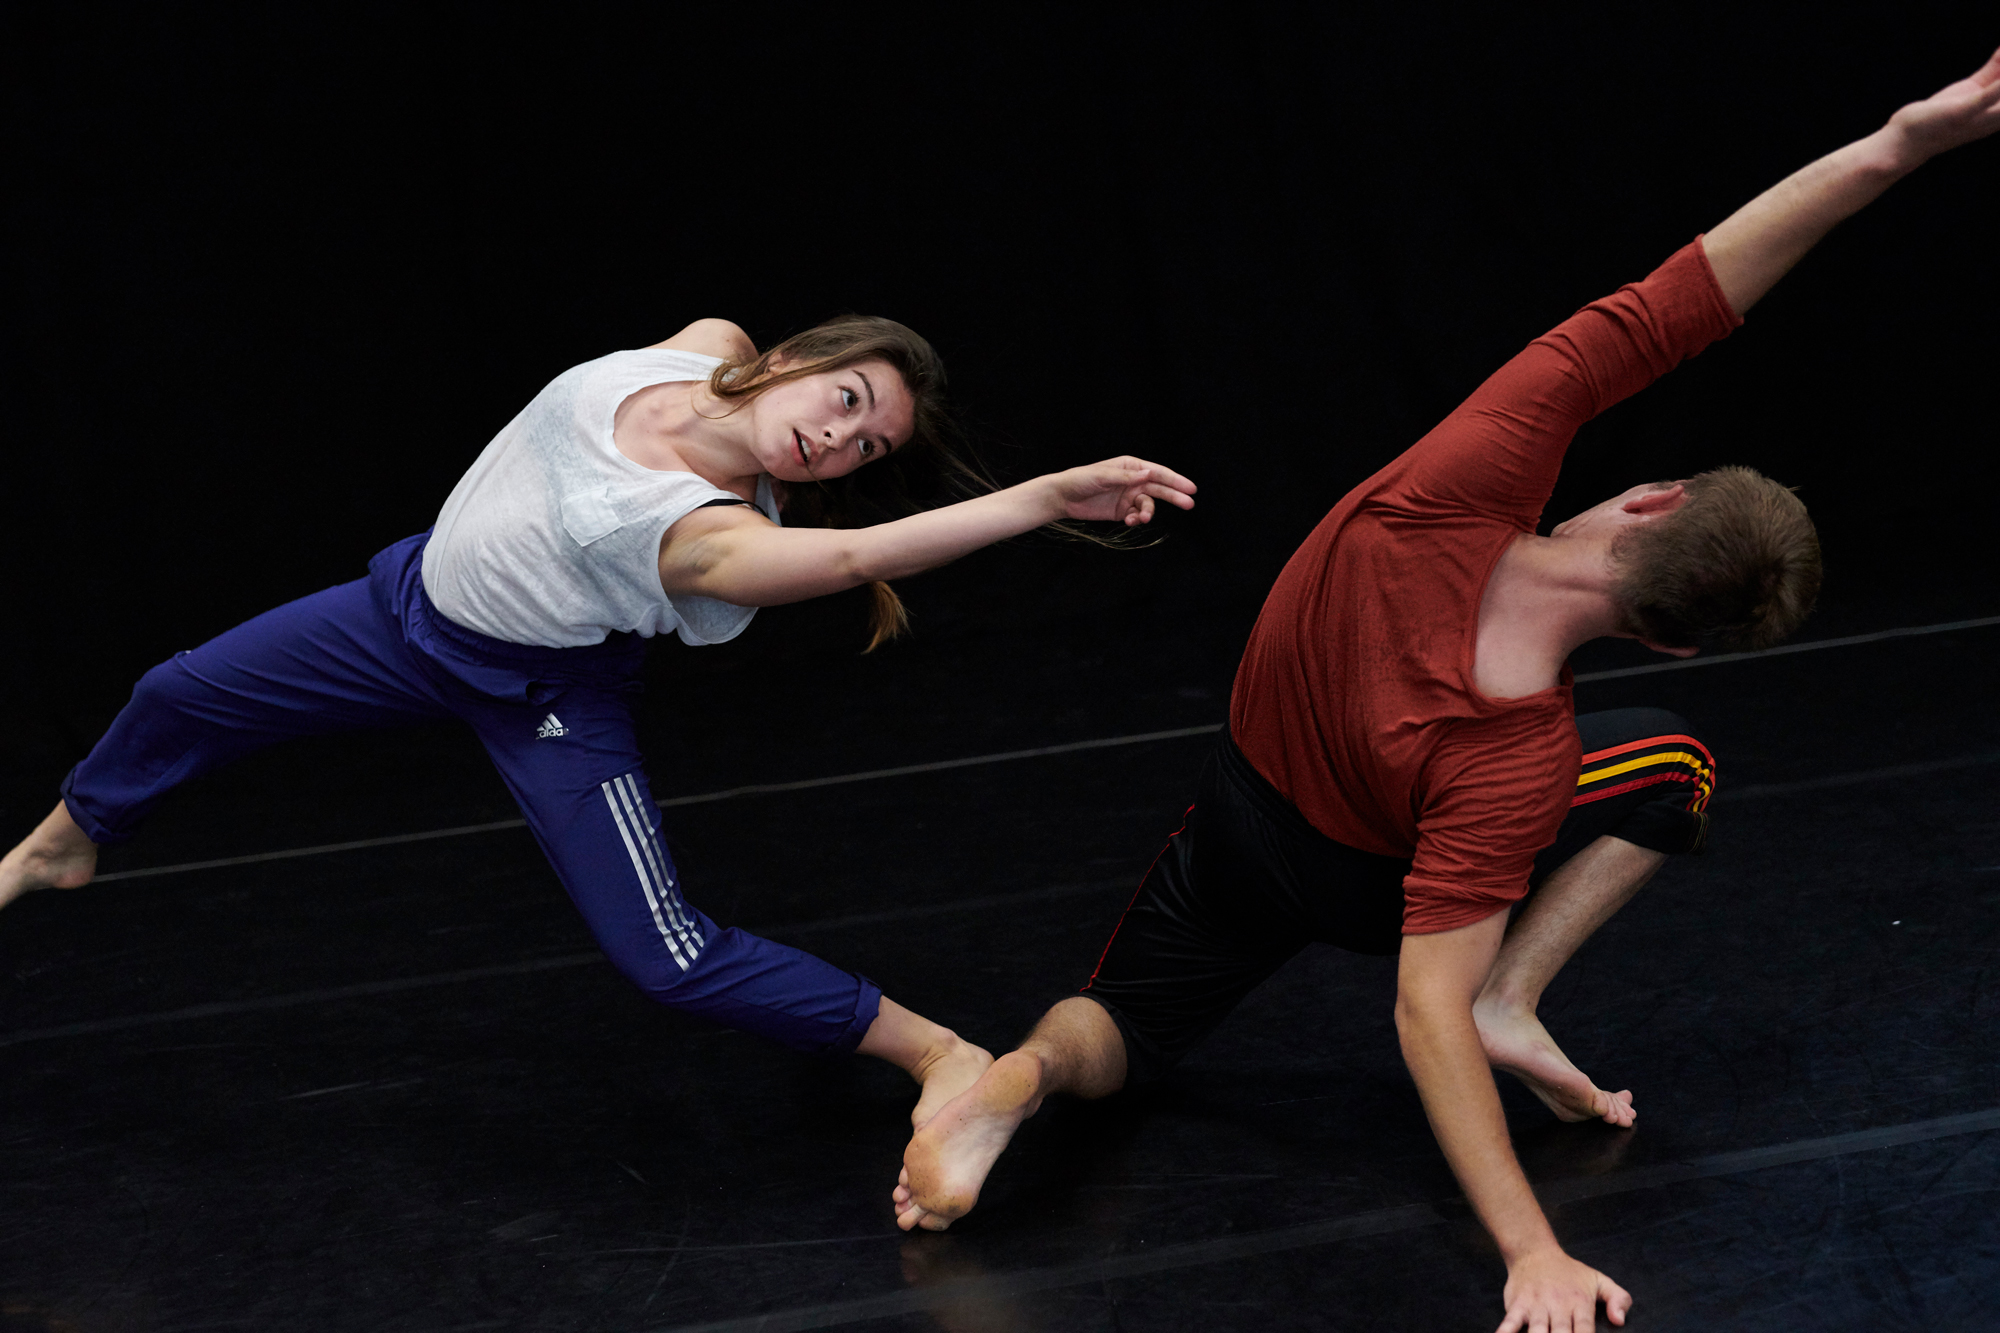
left=61, top=534, right=882, bottom=1054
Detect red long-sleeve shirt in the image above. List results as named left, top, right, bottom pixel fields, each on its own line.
left=1229, top=239, right=1742, bottom=934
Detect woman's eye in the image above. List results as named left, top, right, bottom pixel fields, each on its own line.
left=859, top=439, right=875, bottom=457
left=840, top=388, right=858, bottom=409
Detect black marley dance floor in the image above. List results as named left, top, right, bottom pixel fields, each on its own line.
left=5, top=603, right=2000, bottom=1332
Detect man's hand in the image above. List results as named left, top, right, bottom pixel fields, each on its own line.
left=1498, top=1246, right=1632, bottom=1333
left=1887, top=45, right=2000, bottom=167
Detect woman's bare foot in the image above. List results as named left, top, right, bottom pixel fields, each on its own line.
left=1473, top=996, right=1635, bottom=1128
left=0, top=803, right=98, bottom=911
left=855, top=998, right=995, bottom=1128
left=908, top=1032, right=995, bottom=1129
left=894, top=1050, right=1044, bottom=1231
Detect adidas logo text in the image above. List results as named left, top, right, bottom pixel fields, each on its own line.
left=536, top=713, right=569, bottom=739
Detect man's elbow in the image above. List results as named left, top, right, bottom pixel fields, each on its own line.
left=1393, top=989, right=1425, bottom=1051
left=1393, top=979, right=1471, bottom=1055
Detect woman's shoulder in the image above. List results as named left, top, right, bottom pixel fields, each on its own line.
left=647, top=318, right=755, bottom=363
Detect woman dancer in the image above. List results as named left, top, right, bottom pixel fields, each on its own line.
left=0, top=314, right=1196, bottom=1124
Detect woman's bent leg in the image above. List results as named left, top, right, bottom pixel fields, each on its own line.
left=470, top=686, right=901, bottom=1055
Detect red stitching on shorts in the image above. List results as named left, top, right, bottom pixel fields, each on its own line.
left=1083, top=802, right=1194, bottom=992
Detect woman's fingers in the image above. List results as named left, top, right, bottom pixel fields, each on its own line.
left=1116, top=492, right=1154, bottom=525
left=1087, top=457, right=1196, bottom=494
left=1124, top=459, right=1197, bottom=496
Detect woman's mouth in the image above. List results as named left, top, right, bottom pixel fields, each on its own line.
left=793, top=430, right=811, bottom=468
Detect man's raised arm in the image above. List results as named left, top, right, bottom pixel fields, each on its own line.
left=1705, top=46, right=2000, bottom=317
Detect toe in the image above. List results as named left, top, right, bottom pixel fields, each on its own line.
left=919, top=1211, right=953, bottom=1233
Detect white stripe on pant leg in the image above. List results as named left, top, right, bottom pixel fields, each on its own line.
left=613, top=774, right=704, bottom=954
left=634, top=775, right=705, bottom=953
left=615, top=773, right=691, bottom=932
left=600, top=779, right=691, bottom=971
left=601, top=779, right=688, bottom=969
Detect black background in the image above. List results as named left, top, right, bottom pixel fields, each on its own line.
left=9, top=4, right=1997, bottom=815
left=6, top=12, right=2000, bottom=1327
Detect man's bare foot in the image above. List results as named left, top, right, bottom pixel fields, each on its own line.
left=1473, top=997, right=1635, bottom=1128
left=0, top=803, right=98, bottom=912
left=893, top=1050, right=1044, bottom=1231
left=909, top=1033, right=995, bottom=1129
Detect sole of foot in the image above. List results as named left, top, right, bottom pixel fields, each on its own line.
left=896, top=1050, right=1043, bottom=1232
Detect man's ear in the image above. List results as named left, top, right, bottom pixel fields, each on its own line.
left=1622, top=483, right=1687, bottom=516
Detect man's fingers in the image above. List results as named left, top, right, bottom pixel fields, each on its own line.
left=1601, top=1274, right=1633, bottom=1324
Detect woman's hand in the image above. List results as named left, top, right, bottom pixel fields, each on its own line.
left=1045, top=457, right=1198, bottom=527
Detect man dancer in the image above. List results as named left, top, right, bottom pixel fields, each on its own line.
left=896, top=48, right=2000, bottom=1333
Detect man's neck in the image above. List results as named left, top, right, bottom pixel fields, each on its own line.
left=1472, top=534, right=1622, bottom=700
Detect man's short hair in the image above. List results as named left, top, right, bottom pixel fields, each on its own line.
left=1612, top=466, right=1821, bottom=651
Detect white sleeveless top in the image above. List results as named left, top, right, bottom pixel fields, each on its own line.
left=422, top=348, right=780, bottom=648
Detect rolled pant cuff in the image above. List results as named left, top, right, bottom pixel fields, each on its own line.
left=58, top=775, right=124, bottom=846
left=826, top=975, right=884, bottom=1056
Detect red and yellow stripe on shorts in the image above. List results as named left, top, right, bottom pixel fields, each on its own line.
left=1573, top=732, right=1716, bottom=813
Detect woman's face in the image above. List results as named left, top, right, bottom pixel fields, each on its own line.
left=748, top=357, right=915, bottom=483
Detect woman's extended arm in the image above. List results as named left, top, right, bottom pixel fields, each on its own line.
left=657, top=456, right=1197, bottom=607
left=1705, top=46, right=2000, bottom=317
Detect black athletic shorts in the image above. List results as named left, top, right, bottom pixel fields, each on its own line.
left=1080, top=707, right=1715, bottom=1085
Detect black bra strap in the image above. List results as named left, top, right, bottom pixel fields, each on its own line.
left=697, top=497, right=755, bottom=509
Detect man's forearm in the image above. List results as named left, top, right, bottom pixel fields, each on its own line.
left=1395, top=995, right=1557, bottom=1262
left=1703, top=128, right=1912, bottom=318
left=1705, top=47, right=2000, bottom=317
